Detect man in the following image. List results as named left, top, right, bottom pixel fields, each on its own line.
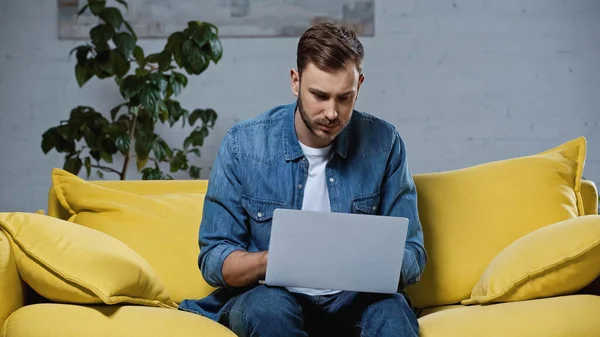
left=179, top=22, right=427, bottom=336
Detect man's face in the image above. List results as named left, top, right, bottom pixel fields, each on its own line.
left=291, top=62, right=364, bottom=148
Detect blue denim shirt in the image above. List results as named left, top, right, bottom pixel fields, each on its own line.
left=179, top=102, right=427, bottom=320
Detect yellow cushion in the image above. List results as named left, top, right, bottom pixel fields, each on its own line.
left=406, top=137, right=587, bottom=308
left=0, top=230, right=24, bottom=329
left=462, top=215, right=600, bottom=305
left=419, top=295, right=600, bottom=337
left=0, top=212, right=175, bottom=308
left=51, top=168, right=216, bottom=304
left=2, top=303, right=235, bottom=337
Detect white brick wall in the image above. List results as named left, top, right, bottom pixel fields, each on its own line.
left=1, top=0, right=599, bottom=212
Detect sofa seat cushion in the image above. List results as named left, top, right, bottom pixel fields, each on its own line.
left=418, top=295, right=600, bottom=337
left=1, top=303, right=235, bottom=337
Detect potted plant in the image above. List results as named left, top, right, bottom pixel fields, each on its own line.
left=42, top=0, right=222, bottom=180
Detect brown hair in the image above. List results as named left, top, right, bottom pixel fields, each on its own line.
left=296, top=22, right=364, bottom=76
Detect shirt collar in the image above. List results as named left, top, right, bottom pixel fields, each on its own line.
left=282, top=101, right=349, bottom=161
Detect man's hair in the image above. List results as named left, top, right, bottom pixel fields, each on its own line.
left=296, top=22, right=364, bottom=76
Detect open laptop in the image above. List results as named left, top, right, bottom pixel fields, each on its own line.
left=261, top=208, right=409, bottom=294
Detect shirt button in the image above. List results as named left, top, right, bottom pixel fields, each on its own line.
left=257, top=212, right=263, bottom=218
left=297, top=184, right=303, bottom=189
left=329, top=178, right=334, bottom=183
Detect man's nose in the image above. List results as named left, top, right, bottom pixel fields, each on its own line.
left=324, top=103, right=338, bottom=122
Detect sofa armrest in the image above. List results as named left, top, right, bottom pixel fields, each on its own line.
left=581, top=180, right=598, bottom=215
left=0, top=230, right=26, bottom=328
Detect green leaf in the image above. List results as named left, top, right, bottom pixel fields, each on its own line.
left=182, top=40, right=209, bottom=75
left=152, top=137, right=172, bottom=161
left=189, top=108, right=217, bottom=127
left=189, top=165, right=201, bottom=179
left=206, top=38, right=223, bottom=63
left=77, top=4, right=90, bottom=17
left=75, top=64, right=92, bottom=87
left=165, top=32, right=184, bottom=67
left=100, top=151, right=113, bottom=164
left=184, top=127, right=209, bottom=149
left=90, top=24, right=114, bottom=44
left=89, top=0, right=106, bottom=15
left=110, top=103, right=127, bottom=121
left=119, top=75, right=146, bottom=99
left=70, top=45, right=92, bottom=64
left=188, top=109, right=204, bottom=126
left=114, top=32, right=135, bottom=58
left=169, top=72, right=187, bottom=96
left=99, top=7, right=123, bottom=29
left=170, top=151, right=188, bottom=172
left=64, top=156, right=83, bottom=175
left=41, top=128, right=58, bottom=154
left=139, top=85, right=161, bottom=116
left=146, top=53, right=161, bottom=63
left=133, top=46, right=145, bottom=66
left=141, top=167, right=171, bottom=180
left=110, top=50, right=130, bottom=78
left=158, top=50, right=172, bottom=71
left=135, top=139, right=151, bottom=171
left=136, top=68, right=150, bottom=76
left=56, top=125, right=72, bottom=140
left=84, top=156, right=92, bottom=178
left=149, top=73, right=168, bottom=94
left=96, top=170, right=104, bottom=179
left=115, top=134, right=130, bottom=155
left=164, top=100, right=184, bottom=126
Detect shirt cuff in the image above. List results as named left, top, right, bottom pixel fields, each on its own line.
left=204, top=244, right=242, bottom=288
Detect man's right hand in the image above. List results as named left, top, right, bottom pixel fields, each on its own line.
left=222, top=250, right=268, bottom=288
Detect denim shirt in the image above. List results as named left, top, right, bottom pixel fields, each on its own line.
left=179, top=102, right=427, bottom=320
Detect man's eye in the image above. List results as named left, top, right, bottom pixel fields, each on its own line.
left=315, top=94, right=327, bottom=100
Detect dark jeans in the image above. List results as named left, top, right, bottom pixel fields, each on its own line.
left=218, top=285, right=419, bottom=337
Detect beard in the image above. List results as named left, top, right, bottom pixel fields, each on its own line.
left=296, top=94, right=345, bottom=142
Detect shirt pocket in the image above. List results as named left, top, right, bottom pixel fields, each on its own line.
left=241, top=195, right=286, bottom=250
left=351, top=191, right=381, bottom=215
left=242, top=195, right=286, bottom=222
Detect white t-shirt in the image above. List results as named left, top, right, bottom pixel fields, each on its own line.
left=285, top=141, right=342, bottom=296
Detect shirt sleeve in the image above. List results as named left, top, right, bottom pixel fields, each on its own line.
left=198, top=130, right=249, bottom=289
left=380, top=129, right=428, bottom=290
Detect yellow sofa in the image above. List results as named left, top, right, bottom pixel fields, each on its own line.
left=1, top=137, right=600, bottom=337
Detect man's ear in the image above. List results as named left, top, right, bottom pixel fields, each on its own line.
left=290, top=68, right=300, bottom=97
left=356, top=73, right=365, bottom=97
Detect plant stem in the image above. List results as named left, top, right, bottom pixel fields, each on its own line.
left=120, top=113, right=138, bottom=180
left=90, top=164, right=121, bottom=176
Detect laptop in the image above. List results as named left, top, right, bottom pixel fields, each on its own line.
left=261, top=208, right=409, bottom=294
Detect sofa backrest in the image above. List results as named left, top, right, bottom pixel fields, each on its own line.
left=47, top=180, right=209, bottom=219
left=45, top=177, right=598, bottom=308
left=47, top=178, right=598, bottom=219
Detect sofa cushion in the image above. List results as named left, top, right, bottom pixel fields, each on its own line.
left=1, top=303, right=235, bottom=337
left=0, top=230, right=24, bottom=329
left=406, top=137, right=587, bottom=308
left=0, top=212, right=175, bottom=309
left=51, top=168, right=215, bottom=304
left=462, top=215, right=600, bottom=305
left=418, top=295, right=600, bottom=337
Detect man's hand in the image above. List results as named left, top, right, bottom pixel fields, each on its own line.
left=222, top=250, right=268, bottom=288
